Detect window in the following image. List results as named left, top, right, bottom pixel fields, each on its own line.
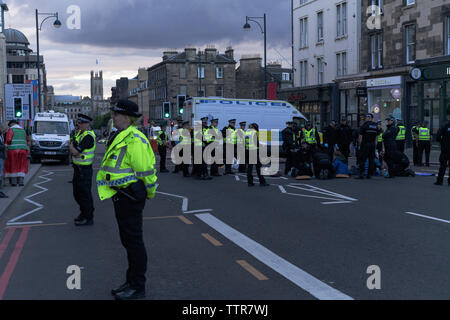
left=337, top=2, right=347, bottom=37
left=370, top=33, right=383, bottom=69
left=447, top=16, right=450, bottom=55
left=300, top=60, right=308, bottom=87
left=317, top=11, right=323, bottom=42
left=406, top=0, right=415, bottom=6
left=282, top=72, right=291, bottom=81
left=299, top=0, right=308, bottom=4
left=216, top=67, right=224, bottom=79
left=317, top=58, right=324, bottom=85
left=198, top=66, right=205, bottom=79
left=405, top=24, right=416, bottom=64
left=336, top=52, right=347, bottom=77
left=299, top=18, right=308, bottom=48
left=180, top=66, right=186, bottom=79
left=370, top=0, right=383, bottom=14
left=215, top=85, right=224, bottom=97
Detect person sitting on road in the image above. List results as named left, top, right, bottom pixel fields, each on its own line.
left=333, top=149, right=350, bottom=178
left=293, top=141, right=313, bottom=179
left=313, top=149, right=334, bottom=180
left=385, top=151, right=415, bottom=178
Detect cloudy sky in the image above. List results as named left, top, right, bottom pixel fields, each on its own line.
left=5, top=0, right=293, bottom=97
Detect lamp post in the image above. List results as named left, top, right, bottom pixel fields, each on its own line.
left=35, top=10, right=61, bottom=112
left=243, top=14, right=267, bottom=99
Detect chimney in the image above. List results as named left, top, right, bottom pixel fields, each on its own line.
left=163, top=50, right=178, bottom=61
left=225, top=46, right=234, bottom=60
left=205, top=44, right=217, bottom=61
left=185, top=47, right=196, bottom=61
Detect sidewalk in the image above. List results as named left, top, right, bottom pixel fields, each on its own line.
left=0, top=164, right=41, bottom=218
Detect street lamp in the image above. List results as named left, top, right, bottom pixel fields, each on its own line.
left=35, top=10, right=61, bottom=113
left=243, top=14, right=267, bottom=99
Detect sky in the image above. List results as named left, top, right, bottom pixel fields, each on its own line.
left=5, top=0, right=293, bottom=98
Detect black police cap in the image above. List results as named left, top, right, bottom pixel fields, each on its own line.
left=77, top=113, right=93, bottom=123
left=110, top=99, right=142, bottom=117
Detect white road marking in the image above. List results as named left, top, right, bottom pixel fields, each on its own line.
left=183, top=209, right=213, bottom=214
left=195, top=213, right=353, bottom=300
left=7, top=171, right=53, bottom=226
left=278, top=185, right=287, bottom=194
left=156, top=190, right=189, bottom=212
left=287, top=184, right=357, bottom=202
left=405, top=212, right=450, bottom=224
left=235, top=175, right=240, bottom=181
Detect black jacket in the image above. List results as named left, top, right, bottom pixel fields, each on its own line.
left=436, top=122, right=450, bottom=153
left=324, top=125, right=338, bottom=146
left=337, top=124, right=353, bottom=146
left=282, top=127, right=295, bottom=150
left=383, top=124, right=398, bottom=153
left=0, top=133, right=6, bottom=160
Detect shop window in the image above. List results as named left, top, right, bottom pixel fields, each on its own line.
left=424, top=82, right=440, bottom=99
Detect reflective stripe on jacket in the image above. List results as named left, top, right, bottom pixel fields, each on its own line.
left=73, top=130, right=96, bottom=166
left=396, top=126, right=406, bottom=141
left=8, top=128, right=28, bottom=150
left=97, top=126, right=157, bottom=201
left=419, top=128, right=431, bottom=141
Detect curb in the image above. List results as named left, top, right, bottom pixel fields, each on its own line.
left=0, top=164, right=42, bottom=219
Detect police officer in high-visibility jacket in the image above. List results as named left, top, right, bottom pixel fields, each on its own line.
left=246, top=123, right=269, bottom=187
left=97, top=100, right=157, bottom=300
left=301, top=122, right=321, bottom=152
left=411, top=121, right=420, bottom=166
left=222, top=119, right=237, bottom=175
left=236, top=121, right=247, bottom=173
left=418, top=121, right=432, bottom=167
left=157, top=123, right=170, bottom=173
left=70, top=114, right=96, bottom=226
left=395, top=120, right=406, bottom=153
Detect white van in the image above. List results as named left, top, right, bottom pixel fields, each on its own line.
left=30, top=111, right=71, bottom=164
left=182, top=97, right=308, bottom=146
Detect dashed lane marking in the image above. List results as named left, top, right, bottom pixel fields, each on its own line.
left=195, top=213, right=353, bottom=300
left=201, top=233, right=223, bottom=247
left=405, top=212, right=450, bottom=225
left=236, top=260, right=268, bottom=281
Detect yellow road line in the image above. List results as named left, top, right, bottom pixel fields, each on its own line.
left=201, top=233, right=223, bottom=246
left=178, top=216, right=194, bottom=225
left=236, top=260, right=269, bottom=281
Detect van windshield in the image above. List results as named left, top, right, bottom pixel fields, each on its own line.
left=33, top=121, right=69, bottom=135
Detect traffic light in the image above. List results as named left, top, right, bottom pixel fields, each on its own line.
left=14, top=98, right=23, bottom=118
left=177, top=95, right=186, bottom=116
left=163, top=102, right=171, bottom=119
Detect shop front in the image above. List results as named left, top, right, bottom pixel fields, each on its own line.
left=413, top=57, right=450, bottom=138
left=366, top=76, right=404, bottom=124
left=278, top=84, right=339, bottom=131
left=338, top=80, right=368, bottom=128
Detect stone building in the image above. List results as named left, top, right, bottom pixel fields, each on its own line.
left=347, top=0, right=450, bottom=138
left=147, top=46, right=236, bottom=120
left=90, top=70, right=110, bottom=117
left=236, top=55, right=293, bottom=99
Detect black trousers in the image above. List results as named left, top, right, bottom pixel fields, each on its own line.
left=179, top=149, right=190, bottom=176
left=437, top=152, right=450, bottom=184
left=376, top=142, right=384, bottom=164
left=396, top=140, right=405, bottom=153
left=113, top=181, right=147, bottom=291
left=359, top=143, right=376, bottom=177
left=158, top=146, right=167, bottom=171
left=412, top=141, right=419, bottom=165
left=224, top=144, right=235, bottom=173
left=384, top=152, right=396, bottom=177
left=246, top=151, right=266, bottom=185
left=72, top=165, right=94, bottom=220
left=285, top=150, right=293, bottom=175
left=418, top=141, right=431, bottom=166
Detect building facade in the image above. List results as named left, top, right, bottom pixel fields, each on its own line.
left=280, top=0, right=360, bottom=129
left=148, top=46, right=236, bottom=120
left=90, top=70, right=110, bottom=117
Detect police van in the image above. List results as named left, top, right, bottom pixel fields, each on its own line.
left=30, top=111, right=71, bottom=164
left=182, top=97, right=308, bottom=148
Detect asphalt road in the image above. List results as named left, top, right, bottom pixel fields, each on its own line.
left=0, top=144, right=449, bottom=300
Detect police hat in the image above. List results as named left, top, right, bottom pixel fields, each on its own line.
left=286, top=121, right=293, bottom=125
left=228, top=119, right=236, bottom=123
left=385, top=116, right=395, bottom=121
left=110, top=99, right=142, bottom=117
left=211, top=118, right=219, bottom=122
left=366, top=113, right=374, bottom=119
left=239, top=121, right=247, bottom=126
left=200, top=117, right=208, bottom=122
left=77, top=113, right=93, bottom=123
left=8, top=119, right=19, bottom=126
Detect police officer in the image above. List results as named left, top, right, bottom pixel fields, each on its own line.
left=301, top=121, right=321, bottom=152
left=383, top=116, right=398, bottom=178
left=157, top=124, right=170, bottom=173
left=236, top=121, right=247, bottom=173
left=418, top=121, right=432, bottom=167
left=208, top=118, right=222, bottom=176
left=179, top=121, right=192, bottom=177
left=435, top=115, right=450, bottom=186
left=356, top=113, right=379, bottom=179
left=222, top=119, right=237, bottom=175
left=395, top=119, right=406, bottom=153
left=376, top=121, right=384, bottom=163
left=97, top=100, right=157, bottom=300
left=246, top=123, right=269, bottom=187
left=172, top=119, right=184, bottom=174
left=282, top=121, right=296, bottom=175
left=70, top=114, right=96, bottom=226
left=411, top=121, right=420, bottom=166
